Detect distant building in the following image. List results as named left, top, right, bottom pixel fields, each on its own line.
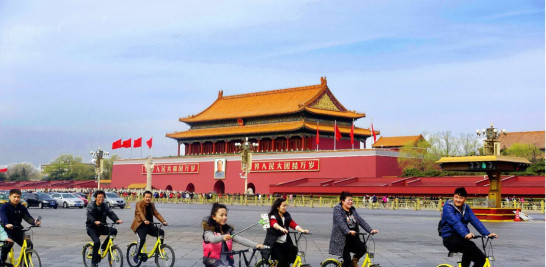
left=498, top=131, right=545, bottom=152
left=166, top=77, right=377, bottom=155
left=371, top=135, right=427, bottom=151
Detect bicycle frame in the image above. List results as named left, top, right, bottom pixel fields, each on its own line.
left=437, top=235, right=495, bottom=267
left=321, top=232, right=378, bottom=267
left=7, top=224, right=40, bottom=267
left=84, top=223, right=118, bottom=260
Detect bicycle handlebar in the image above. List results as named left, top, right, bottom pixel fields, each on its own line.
left=222, top=246, right=270, bottom=256
left=472, top=235, right=496, bottom=239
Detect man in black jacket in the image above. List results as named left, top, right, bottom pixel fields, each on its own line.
left=86, top=190, right=123, bottom=267
left=0, top=189, right=41, bottom=266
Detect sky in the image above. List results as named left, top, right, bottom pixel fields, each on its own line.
left=0, top=1, right=544, bottom=168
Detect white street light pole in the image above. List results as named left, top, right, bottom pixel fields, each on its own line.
left=90, top=148, right=109, bottom=190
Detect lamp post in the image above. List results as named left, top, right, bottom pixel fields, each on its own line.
left=90, top=148, right=109, bottom=190
left=476, top=122, right=506, bottom=156
left=235, top=137, right=258, bottom=195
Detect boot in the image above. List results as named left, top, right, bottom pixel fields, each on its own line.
left=351, top=256, right=360, bottom=267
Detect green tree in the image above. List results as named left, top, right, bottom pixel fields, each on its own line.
left=42, top=154, right=94, bottom=181
left=398, top=139, right=438, bottom=172
left=3, top=163, right=41, bottom=181
left=503, top=143, right=544, bottom=164
left=102, top=154, right=120, bottom=179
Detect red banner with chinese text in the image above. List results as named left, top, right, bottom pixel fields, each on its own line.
left=250, top=159, right=319, bottom=172
left=141, top=163, right=200, bottom=175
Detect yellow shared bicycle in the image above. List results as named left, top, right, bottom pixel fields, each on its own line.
left=320, top=233, right=380, bottom=267
left=255, top=231, right=311, bottom=267
left=436, top=235, right=496, bottom=267
left=82, top=222, right=123, bottom=267
left=3, top=217, right=42, bottom=267
left=126, top=223, right=174, bottom=267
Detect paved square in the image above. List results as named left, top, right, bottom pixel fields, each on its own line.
left=22, top=203, right=545, bottom=267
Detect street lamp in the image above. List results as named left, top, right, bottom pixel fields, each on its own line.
left=476, top=122, right=506, bottom=156
left=90, top=148, right=109, bottom=190
left=234, top=137, right=258, bottom=195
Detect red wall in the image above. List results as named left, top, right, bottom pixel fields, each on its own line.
left=111, top=150, right=401, bottom=194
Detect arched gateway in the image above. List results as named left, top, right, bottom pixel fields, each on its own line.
left=213, top=181, right=225, bottom=194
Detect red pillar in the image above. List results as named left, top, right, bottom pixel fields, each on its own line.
left=301, top=136, right=305, bottom=150
left=257, top=140, right=261, bottom=152
left=225, top=141, right=229, bottom=153
left=178, top=142, right=180, bottom=156
left=200, top=143, right=204, bottom=155
left=272, top=138, right=275, bottom=151
left=212, top=142, right=216, bottom=154
left=286, top=137, right=289, bottom=151
left=188, top=143, right=192, bottom=155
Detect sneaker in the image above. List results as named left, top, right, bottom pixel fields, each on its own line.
left=133, top=254, right=139, bottom=263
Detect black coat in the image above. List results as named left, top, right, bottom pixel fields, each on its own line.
left=262, top=211, right=294, bottom=260
left=85, top=201, right=119, bottom=228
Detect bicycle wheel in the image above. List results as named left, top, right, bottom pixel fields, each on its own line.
left=154, top=244, right=175, bottom=267
left=255, top=259, right=272, bottom=267
left=436, top=265, right=454, bottom=267
left=320, top=259, right=341, bottom=267
left=126, top=243, right=142, bottom=267
left=82, top=243, right=94, bottom=267
left=23, top=249, right=41, bottom=267
left=108, top=245, right=124, bottom=267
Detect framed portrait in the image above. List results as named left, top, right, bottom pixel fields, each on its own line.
left=214, top=159, right=226, bottom=179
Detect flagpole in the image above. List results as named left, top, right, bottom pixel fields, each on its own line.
left=352, top=119, right=354, bottom=150
left=334, top=120, right=336, bottom=151
left=316, top=122, right=319, bottom=152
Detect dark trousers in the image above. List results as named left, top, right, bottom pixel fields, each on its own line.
left=136, top=224, right=165, bottom=253
left=443, top=235, right=486, bottom=267
left=1, top=229, right=33, bottom=262
left=270, top=242, right=298, bottom=267
left=342, top=235, right=367, bottom=267
left=87, top=226, right=118, bottom=264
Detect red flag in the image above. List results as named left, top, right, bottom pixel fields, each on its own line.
left=316, top=123, right=320, bottom=145
left=122, top=138, right=132, bottom=148
left=0, top=168, right=7, bottom=173
left=371, top=123, right=377, bottom=143
left=350, top=122, right=354, bottom=145
left=133, top=137, right=142, bottom=148
left=146, top=137, right=153, bottom=149
left=112, top=139, right=122, bottom=150
left=334, top=123, right=342, bottom=142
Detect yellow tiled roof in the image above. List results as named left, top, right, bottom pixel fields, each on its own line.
left=305, top=107, right=364, bottom=119
left=372, top=135, right=425, bottom=148
left=127, top=183, right=148, bottom=189
left=166, top=120, right=373, bottom=139
left=180, top=78, right=364, bottom=123
left=167, top=121, right=304, bottom=139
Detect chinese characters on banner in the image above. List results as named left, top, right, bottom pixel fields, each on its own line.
left=141, top=163, right=199, bottom=175
left=250, top=159, right=319, bottom=172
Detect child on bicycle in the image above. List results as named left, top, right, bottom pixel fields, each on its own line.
left=440, top=187, right=497, bottom=267
left=202, top=203, right=264, bottom=267
left=329, top=191, right=378, bottom=267
left=86, top=190, right=123, bottom=267
left=130, top=190, right=168, bottom=263
left=0, top=189, right=41, bottom=267
left=262, top=197, right=310, bottom=267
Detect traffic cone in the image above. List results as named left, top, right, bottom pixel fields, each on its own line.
left=514, top=209, right=521, bottom=222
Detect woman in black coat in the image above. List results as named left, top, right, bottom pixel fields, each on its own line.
left=263, top=198, right=309, bottom=267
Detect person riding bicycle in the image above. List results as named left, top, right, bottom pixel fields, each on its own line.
left=439, top=187, right=497, bottom=267
left=0, top=189, right=41, bottom=267
left=262, top=197, right=309, bottom=267
left=86, top=190, right=123, bottom=267
left=130, top=190, right=168, bottom=262
left=202, top=203, right=264, bottom=267
left=328, top=191, right=379, bottom=267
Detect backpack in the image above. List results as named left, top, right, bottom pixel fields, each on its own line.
left=437, top=218, right=445, bottom=236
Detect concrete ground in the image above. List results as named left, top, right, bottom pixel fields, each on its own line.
left=20, top=203, right=545, bottom=267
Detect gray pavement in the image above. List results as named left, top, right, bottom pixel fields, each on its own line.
left=22, top=203, right=545, bottom=267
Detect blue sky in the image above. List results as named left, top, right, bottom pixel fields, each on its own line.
left=0, top=1, right=544, bottom=167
